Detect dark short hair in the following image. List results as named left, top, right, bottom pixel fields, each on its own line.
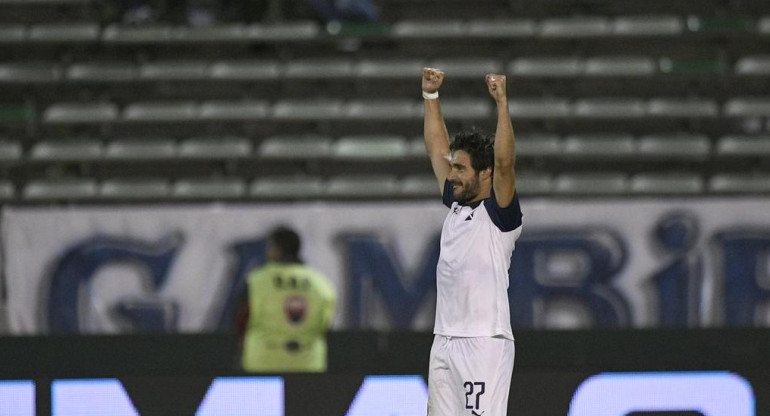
left=449, top=128, right=495, bottom=173
left=269, top=225, right=301, bottom=262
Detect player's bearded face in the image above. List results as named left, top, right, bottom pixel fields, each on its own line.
left=452, top=172, right=481, bottom=204
left=449, top=151, right=482, bottom=204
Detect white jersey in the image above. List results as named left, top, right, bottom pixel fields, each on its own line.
left=434, top=180, right=523, bottom=340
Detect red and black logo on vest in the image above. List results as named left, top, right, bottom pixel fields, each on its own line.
left=284, top=295, right=307, bottom=324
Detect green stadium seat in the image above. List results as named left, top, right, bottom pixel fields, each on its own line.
left=102, top=24, right=174, bottom=43
left=428, top=58, right=502, bottom=78
left=563, top=134, right=635, bottom=158
left=0, top=104, right=34, bottom=123
left=646, top=98, right=719, bottom=117
left=139, top=61, right=208, bottom=81
left=400, top=174, right=438, bottom=197
left=685, top=16, right=754, bottom=33
left=249, top=176, right=324, bottom=199
left=637, top=133, right=711, bottom=160
left=630, top=173, right=704, bottom=194
left=123, top=101, right=198, bottom=122
left=0, top=180, right=15, bottom=201
left=439, top=99, right=491, bottom=120
left=172, top=178, right=247, bottom=199
left=22, top=178, right=97, bottom=201
left=28, top=22, right=99, bottom=42
left=509, top=98, right=570, bottom=118
left=735, top=55, right=770, bottom=75
left=209, top=60, right=281, bottom=81
left=584, top=56, right=655, bottom=77
left=99, top=178, right=171, bottom=199
left=391, top=19, right=465, bottom=38
left=43, top=102, right=117, bottom=123
left=104, top=138, right=177, bottom=160
left=554, top=173, right=629, bottom=195
left=343, top=99, right=417, bottom=120
left=612, top=15, right=684, bottom=36
left=325, top=175, right=399, bottom=197
left=331, top=135, right=409, bottom=160
left=0, top=62, right=61, bottom=83
left=66, top=62, right=137, bottom=82
left=258, top=135, right=332, bottom=159
left=716, top=135, right=770, bottom=156
left=30, top=138, right=102, bottom=160
left=355, top=59, right=425, bottom=79
left=249, top=21, right=320, bottom=41
left=179, top=136, right=253, bottom=159
left=517, top=133, right=561, bottom=158
left=509, top=57, right=582, bottom=77
left=573, top=98, right=645, bottom=118
left=516, top=172, right=553, bottom=195
left=0, top=25, right=25, bottom=43
left=723, top=97, right=770, bottom=117
left=271, top=99, right=344, bottom=120
left=0, top=140, right=21, bottom=161
left=539, top=17, right=610, bottom=38
left=466, top=18, right=536, bottom=38
left=709, top=174, right=770, bottom=193
left=199, top=100, right=270, bottom=121
left=285, top=59, right=354, bottom=79
left=659, top=58, right=728, bottom=75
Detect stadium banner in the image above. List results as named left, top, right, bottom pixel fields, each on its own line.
left=3, top=197, right=770, bottom=334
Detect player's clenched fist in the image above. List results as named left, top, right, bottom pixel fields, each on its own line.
left=485, top=73, right=507, bottom=102
left=422, top=67, right=445, bottom=93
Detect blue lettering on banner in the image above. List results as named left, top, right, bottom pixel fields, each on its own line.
left=509, top=230, right=631, bottom=328
left=715, top=231, right=770, bottom=325
left=48, top=234, right=182, bottom=333
left=568, top=371, right=755, bottom=415
left=345, top=235, right=440, bottom=328
left=651, top=212, right=702, bottom=327
left=41, top=219, right=770, bottom=332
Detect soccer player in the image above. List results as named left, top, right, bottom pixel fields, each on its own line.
left=241, top=226, right=337, bottom=373
left=421, top=67, right=523, bottom=415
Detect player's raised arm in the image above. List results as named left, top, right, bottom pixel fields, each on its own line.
left=485, top=73, right=516, bottom=207
left=422, top=67, right=451, bottom=194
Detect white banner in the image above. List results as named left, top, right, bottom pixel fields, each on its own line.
left=3, top=198, right=770, bottom=334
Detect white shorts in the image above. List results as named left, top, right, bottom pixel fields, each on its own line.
left=428, top=335, right=515, bottom=416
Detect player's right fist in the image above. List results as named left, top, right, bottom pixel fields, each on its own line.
left=422, top=67, right=445, bottom=93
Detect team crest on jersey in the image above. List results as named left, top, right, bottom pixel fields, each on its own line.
left=284, top=295, right=307, bottom=324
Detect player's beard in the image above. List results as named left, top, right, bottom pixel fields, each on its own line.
left=452, top=174, right=481, bottom=204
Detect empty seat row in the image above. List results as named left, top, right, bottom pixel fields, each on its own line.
left=4, top=55, right=770, bottom=84
left=16, top=175, right=436, bottom=201
left=519, top=172, right=770, bottom=195
left=37, top=97, right=770, bottom=124
left=3, top=134, right=768, bottom=162
left=2, top=15, right=769, bottom=44
left=8, top=171, right=770, bottom=202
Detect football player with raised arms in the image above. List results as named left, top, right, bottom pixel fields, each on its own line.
left=422, top=67, right=523, bottom=416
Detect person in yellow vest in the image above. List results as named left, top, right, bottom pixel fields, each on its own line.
left=241, top=226, right=337, bottom=373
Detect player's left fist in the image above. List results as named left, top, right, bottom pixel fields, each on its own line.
left=485, top=73, right=507, bottom=102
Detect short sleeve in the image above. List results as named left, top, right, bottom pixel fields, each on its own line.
left=483, top=190, right=523, bottom=232
left=442, top=179, right=454, bottom=208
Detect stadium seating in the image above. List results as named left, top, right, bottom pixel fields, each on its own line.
left=0, top=0, right=769, bottom=202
